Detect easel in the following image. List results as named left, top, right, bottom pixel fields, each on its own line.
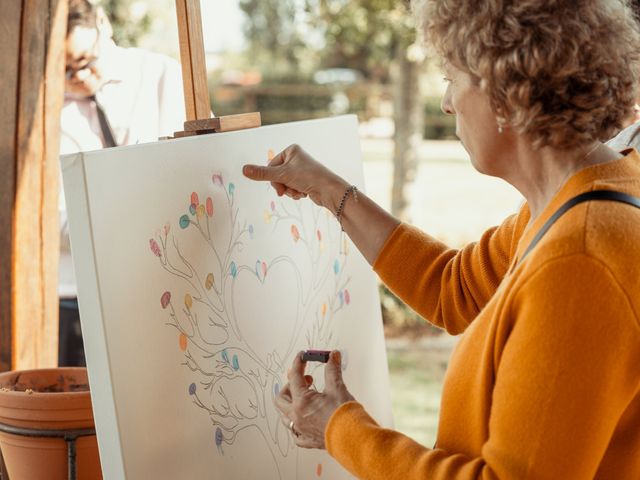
left=171, top=0, right=261, bottom=137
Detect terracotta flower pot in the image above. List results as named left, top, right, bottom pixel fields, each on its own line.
left=0, top=367, right=102, bottom=480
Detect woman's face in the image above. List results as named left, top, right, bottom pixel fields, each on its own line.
left=441, top=64, right=512, bottom=177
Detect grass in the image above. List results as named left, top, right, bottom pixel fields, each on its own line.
left=385, top=336, right=456, bottom=447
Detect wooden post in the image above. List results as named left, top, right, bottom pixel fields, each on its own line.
left=175, top=0, right=211, bottom=120
left=0, top=0, right=67, bottom=373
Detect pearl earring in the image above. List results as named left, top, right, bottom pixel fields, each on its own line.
left=497, top=124, right=504, bottom=134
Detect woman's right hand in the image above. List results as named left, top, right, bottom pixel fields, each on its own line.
left=243, top=144, right=349, bottom=213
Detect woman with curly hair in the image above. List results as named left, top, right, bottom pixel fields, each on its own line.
left=244, top=1, right=640, bottom=478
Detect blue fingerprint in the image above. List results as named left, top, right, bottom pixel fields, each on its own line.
left=230, top=261, right=237, bottom=278
left=189, top=203, right=197, bottom=215
left=188, top=383, right=196, bottom=395
left=232, top=354, right=240, bottom=371
left=228, top=183, right=235, bottom=195
left=255, top=260, right=261, bottom=279
left=221, top=349, right=229, bottom=363
left=333, top=259, right=340, bottom=275
left=179, top=215, right=190, bottom=229
left=339, top=291, right=344, bottom=307
left=274, top=383, right=280, bottom=396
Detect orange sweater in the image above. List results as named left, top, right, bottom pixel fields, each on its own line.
left=326, top=150, right=640, bottom=479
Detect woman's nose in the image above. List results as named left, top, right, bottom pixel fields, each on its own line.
left=441, top=85, right=455, bottom=115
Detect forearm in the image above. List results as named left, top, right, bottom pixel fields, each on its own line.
left=326, top=402, right=489, bottom=480
left=321, top=177, right=400, bottom=265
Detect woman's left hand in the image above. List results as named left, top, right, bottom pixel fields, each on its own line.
left=276, top=350, right=355, bottom=449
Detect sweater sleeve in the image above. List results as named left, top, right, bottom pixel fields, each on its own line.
left=373, top=208, right=528, bottom=334
left=326, top=255, right=640, bottom=479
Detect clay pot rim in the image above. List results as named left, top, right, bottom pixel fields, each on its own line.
left=0, top=367, right=90, bottom=397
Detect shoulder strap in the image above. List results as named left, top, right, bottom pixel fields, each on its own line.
left=519, top=190, right=640, bottom=265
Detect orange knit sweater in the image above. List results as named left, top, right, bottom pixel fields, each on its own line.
left=325, top=150, right=640, bottom=479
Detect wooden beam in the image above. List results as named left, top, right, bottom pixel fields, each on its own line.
left=175, top=0, right=211, bottom=120
left=42, top=0, right=66, bottom=362
left=0, top=0, right=66, bottom=372
left=0, top=0, right=23, bottom=374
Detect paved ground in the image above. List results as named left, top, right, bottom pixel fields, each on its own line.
left=359, top=138, right=522, bottom=446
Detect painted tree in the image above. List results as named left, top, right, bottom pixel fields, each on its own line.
left=149, top=171, right=353, bottom=477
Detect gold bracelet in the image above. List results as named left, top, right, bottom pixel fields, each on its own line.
left=335, top=185, right=358, bottom=230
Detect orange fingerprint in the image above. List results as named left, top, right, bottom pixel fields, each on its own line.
left=179, top=333, right=188, bottom=351
left=316, top=463, right=323, bottom=476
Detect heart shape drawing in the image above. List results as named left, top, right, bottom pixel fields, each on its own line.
left=230, top=258, right=302, bottom=367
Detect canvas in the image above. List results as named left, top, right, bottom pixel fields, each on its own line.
left=62, top=115, right=393, bottom=479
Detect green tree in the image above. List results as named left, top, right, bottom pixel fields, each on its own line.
left=305, top=0, right=424, bottom=221
left=240, top=0, right=425, bottom=221
left=101, top=0, right=153, bottom=47
left=239, top=0, right=313, bottom=80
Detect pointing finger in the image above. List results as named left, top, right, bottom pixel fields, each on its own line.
left=242, top=164, right=284, bottom=182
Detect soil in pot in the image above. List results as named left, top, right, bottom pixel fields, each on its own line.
left=0, top=367, right=102, bottom=480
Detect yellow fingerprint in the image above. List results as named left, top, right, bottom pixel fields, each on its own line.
left=205, top=273, right=214, bottom=290
left=184, top=293, right=193, bottom=310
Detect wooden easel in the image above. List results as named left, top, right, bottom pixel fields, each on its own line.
left=172, top=0, right=261, bottom=137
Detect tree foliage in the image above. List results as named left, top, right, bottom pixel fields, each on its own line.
left=239, top=0, right=418, bottom=81
left=239, top=0, right=312, bottom=79
left=101, top=0, right=153, bottom=47
left=305, top=0, right=416, bottom=81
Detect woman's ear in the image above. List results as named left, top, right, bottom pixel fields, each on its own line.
left=95, top=7, right=113, bottom=39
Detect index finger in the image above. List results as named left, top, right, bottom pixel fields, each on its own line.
left=287, top=351, right=308, bottom=396
left=242, top=163, right=284, bottom=182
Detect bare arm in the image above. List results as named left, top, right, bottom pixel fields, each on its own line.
left=243, top=144, right=399, bottom=265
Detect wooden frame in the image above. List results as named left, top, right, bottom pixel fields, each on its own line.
left=175, top=0, right=211, bottom=121
left=0, top=0, right=67, bottom=373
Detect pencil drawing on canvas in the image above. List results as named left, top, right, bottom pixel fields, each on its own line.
left=148, top=159, right=353, bottom=478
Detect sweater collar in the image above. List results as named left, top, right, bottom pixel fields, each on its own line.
left=512, top=148, right=640, bottom=267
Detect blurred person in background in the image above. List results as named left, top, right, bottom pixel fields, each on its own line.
left=609, top=0, right=640, bottom=150
left=59, top=0, right=186, bottom=365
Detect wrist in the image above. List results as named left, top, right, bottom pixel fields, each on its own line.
left=321, top=176, right=350, bottom=214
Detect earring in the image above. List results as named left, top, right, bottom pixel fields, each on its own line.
left=497, top=124, right=504, bottom=134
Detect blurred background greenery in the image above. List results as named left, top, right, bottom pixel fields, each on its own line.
left=101, top=0, right=523, bottom=448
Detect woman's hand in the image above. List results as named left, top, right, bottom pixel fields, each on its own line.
left=243, top=144, right=349, bottom=213
left=275, top=350, right=355, bottom=449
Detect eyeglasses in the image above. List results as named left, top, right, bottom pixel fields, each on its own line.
left=65, top=27, right=101, bottom=81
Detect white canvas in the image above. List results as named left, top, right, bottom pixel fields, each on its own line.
left=62, top=115, right=393, bottom=479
